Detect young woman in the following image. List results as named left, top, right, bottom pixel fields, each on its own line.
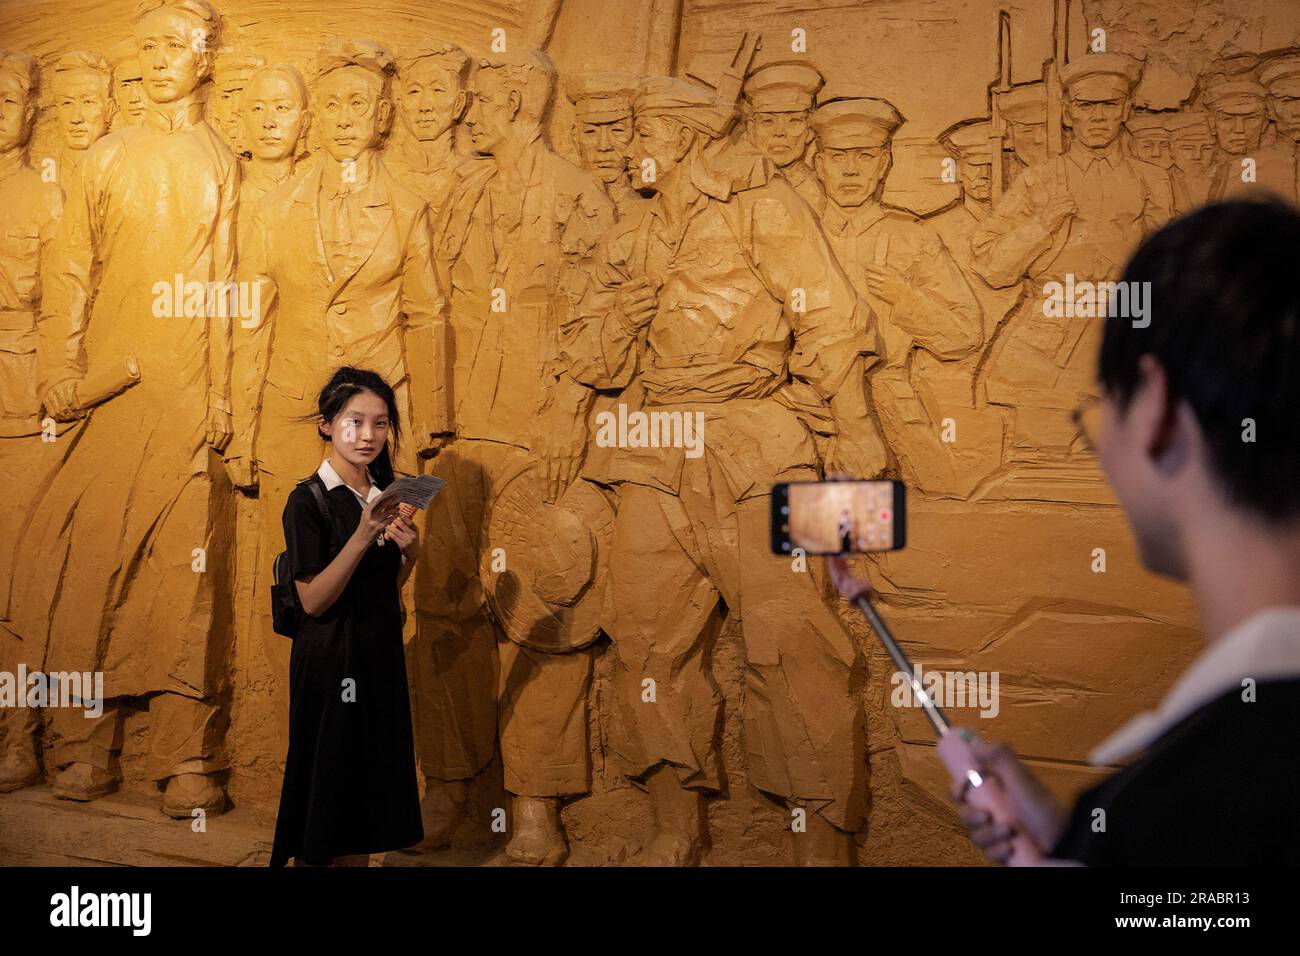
left=270, top=367, right=425, bottom=867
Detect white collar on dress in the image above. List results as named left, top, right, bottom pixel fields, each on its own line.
left=317, top=458, right=382, bottom=504
left=1089, top=605, right=1300, bottom=766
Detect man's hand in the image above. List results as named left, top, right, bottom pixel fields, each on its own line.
left=223, top=453, right=258, bottom=492
left=1039, top=194, right=1077, bottom=232
left=534, top=417, right=586, bottom=504
left=862, top=262, right=911, bottom=306
left=615, top=276, right=658, bottom=332
left=207, top=407, right=233, bottom=453
left=43, top=379, right=81, bottom=421
left=950, top=736, right=1069, bottom=864
left=827, top=554, right=873, bottom=603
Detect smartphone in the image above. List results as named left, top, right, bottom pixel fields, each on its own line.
left=770, top=479, right=906, bottom=555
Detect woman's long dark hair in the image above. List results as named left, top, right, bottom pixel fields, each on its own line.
left=294, top=366, right=401, bottom=487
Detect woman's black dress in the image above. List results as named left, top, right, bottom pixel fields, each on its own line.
left=270, top=472, right=423, bottom=866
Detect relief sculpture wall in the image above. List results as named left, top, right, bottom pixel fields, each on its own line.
left=0, top=0, right=1297, bottom=866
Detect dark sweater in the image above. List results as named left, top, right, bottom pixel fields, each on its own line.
left=1050, top=678, right=1300, bottom=865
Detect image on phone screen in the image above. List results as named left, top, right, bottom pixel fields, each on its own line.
left=770, top=480, right=906, bottom=555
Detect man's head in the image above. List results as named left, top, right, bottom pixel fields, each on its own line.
left=1202, top=77, right=1268, bottom=156
left=741, top=60, right=823, bottom=169
left=1167, top=111, right=1215, bottom=174
left=313, top=39, right=395, bottom=162
left=134, top=0, right=221, bottom=105
left=50, top=51, right=115, bottom=151
left=999, top=84, right=1048, bottom=168
left=566, top=72, right=637, bottom=186
left=1061, top=52, right=1140, bottom=150
left=630, top=75, right=733, bottom=190
left=938, top=118, right=995, bottom=204
left=465, top=49, right=554, bottom=156
left=241, top=64, right=308, bottom=162
left=111, top=54, right=146, bottom=126
left=0, top=50, right=37, bottom=154
left=397, top=43, right=469, bottom=142
left=1260, top=55, right=1300, bottom=144
left=209, top=51, right=264, bottom=150
left=810, top=96, right=903, bottom=207
left=1094, top=200, right=1300, bottom=579
left=1126, top=112, right=1171, bottom=167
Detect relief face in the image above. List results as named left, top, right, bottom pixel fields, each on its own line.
left=135, top=8, right=209, bottom=104
left=397, top=57, right=460, bottom=142
left=1064, top=74, right=1129, bottom=148
left=112, top=56, right=146, bottom=126
left=51, top=66, right=112, bottom=150
left=315, top=65, right=390, bottom=160
left=242, top=69, right=307, bottom=161
left=0, top=70, right=29, bottom=152
left=574, top=113, right=632, bottom=184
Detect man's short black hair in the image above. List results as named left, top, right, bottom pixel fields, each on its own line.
left=1099, top=198, right=1300, bottom=521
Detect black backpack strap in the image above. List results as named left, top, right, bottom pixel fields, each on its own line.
left=303, top=477, right=339, bottom=554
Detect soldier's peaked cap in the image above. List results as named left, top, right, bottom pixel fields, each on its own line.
left=1059, top=52, right=1142, bottom=91
left=998, top=83, right=1046, bottom=122
left=811, top=96, right=904, bottom=148
left=743, top=60, right=824, bottom=112
left=1260, top=55, right=1300, bottom=97
left=939, top=118, right=993, bottom=158
left=566, top=72, right=638, bottom=122
left=1202, top=76, right=1267, bottom=108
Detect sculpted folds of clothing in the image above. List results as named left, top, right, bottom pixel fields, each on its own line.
left=782, top=159, right=825, bottom=210
left=931, top=199, right=1021, bottom=344
left=565, top=156, right=871, bottom=497
left=243, top=159, right=450, bottom=477
left=38, top=101, right=237, bottom=402
left=821, top=200, right=982, bottom=364
left=8, top=102, right=238, bottom=702
left=437, top=136, right=612, bottom=445
left=971, top=142, right=1173, bottom=291
left=567, top=162, right=871, bottom=401
left=384, top=132, right=472, bottom=222
left=0, top=157, right=67, bottom=636
left=0, top=156, right=62, bottom=427
left=971, top=142, right=1173, bottom=410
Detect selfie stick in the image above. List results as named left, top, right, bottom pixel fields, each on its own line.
left=854, top=593, right=1043, bottom=866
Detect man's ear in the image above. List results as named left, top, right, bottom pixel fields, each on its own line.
left=452, top=88, right=468, bottom=123
left=376, top=96, right=392, bottom=135
left=507, top=87, right=521, bottom=121
left=1135, top=354, right=1183, bottom=466
left=674, top=121, right=696, bottom=161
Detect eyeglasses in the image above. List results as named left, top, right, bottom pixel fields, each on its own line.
left=1070, top=394, right=1104, bottom=453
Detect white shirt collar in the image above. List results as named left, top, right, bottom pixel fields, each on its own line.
left=1089, top=606, right=1300, bottom=766
left=317, top=458, right=382, bottom=505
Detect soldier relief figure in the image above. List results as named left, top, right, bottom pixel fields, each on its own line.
left=2, top=0, right=1300, bottom=870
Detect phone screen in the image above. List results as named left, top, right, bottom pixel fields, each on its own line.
left=770, top=480, right=906, bottom=555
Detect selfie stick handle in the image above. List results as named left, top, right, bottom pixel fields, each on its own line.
left=854, top=593, right=1043, bottom=866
